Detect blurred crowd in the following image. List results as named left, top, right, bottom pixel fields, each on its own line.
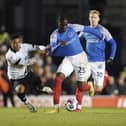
left=0, top=26, right=126, bottom=107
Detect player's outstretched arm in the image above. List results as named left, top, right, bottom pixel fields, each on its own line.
left=37, top=45, right=51, bottom=55
left=68, top=24, right=103, bottom=39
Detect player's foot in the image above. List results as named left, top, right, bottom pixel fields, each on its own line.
left=74, top=108, right=81, bottom=112
left=25, top=102, right=37, bottom=113
left=88, top=81, right=95, bottom=96
left=45, top=107, right=60, bottom=114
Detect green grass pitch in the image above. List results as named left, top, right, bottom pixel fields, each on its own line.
left=0, top=107, right=126, bottom=126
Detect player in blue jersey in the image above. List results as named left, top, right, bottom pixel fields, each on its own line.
left=46, top=16, right=101, bottom=113
left=46, top=14, right=113, bottom=113
left=80, top=10, right=117, bottom=94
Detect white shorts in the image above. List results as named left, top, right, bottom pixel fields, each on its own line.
left=57, top=52, right=91, bottom=82
left=89, top=62, right=105, bottom=87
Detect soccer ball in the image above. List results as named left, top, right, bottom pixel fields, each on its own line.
left=65, top=99, right=78, bottom=112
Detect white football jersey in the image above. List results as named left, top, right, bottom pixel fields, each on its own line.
left=6, top=43, right=37, bottom=79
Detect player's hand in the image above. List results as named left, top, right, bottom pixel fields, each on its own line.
left=59, top=41, right=66, bottom=46
left=45, top=45, right=51, bottom=55
left=45, top=45, right=51, bottom=50
left=107, top=57, right=113, bottom=66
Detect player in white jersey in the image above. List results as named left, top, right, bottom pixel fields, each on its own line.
left=6, top=35, right=45, bottom=112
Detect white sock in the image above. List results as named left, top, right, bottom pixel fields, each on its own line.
left=24, top=99, right=29, bottom=104
left=77, top=104, right=82, bottom=109
left=54, top=104, right=60, bottom=109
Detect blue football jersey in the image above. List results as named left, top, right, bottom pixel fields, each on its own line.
left=49, top=26, right=84, bottom=56
left=83, top=24, right=116, bottom=62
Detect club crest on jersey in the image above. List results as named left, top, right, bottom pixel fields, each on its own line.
left=68, top=32, right=73, bottom=38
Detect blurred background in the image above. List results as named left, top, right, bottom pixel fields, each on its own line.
left=0, top=0, right=125, bottom=70
left=0, top=0, right=126, bottom=107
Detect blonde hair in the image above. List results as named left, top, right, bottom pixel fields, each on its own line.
left=89, top=10, right=100, bottom=16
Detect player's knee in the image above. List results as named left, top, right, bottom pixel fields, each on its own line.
left=15, top=84, right=25, bottom=93
left=56, top=72, right=65, bottom=80
left=94, top=86, right=103, bottom=92
left=77, top=81, right=84, bottom=91
left=77, top=81, right=83, bottom=87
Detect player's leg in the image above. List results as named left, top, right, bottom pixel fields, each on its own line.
left=47, top=57, right=74, bottom=113
left=8, top=91, right=15, bottom=107
left=2, top=93, right=8, bottom=107
left=91, top=62, right=105, bottom=94
left=75, top=66, right=91, bottom=111
left=88, top=80, right=95, bottom=96
left=71, top=52, right=91, bottom=111
left=13, top=80, right=36, bottom=112
left=75, top=81, right=90, bottom=112
left=53, top=72, right=65, bottom=112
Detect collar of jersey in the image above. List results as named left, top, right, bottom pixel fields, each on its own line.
left=10, top=47, right=17, bottom=53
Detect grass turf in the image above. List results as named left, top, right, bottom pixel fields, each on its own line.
left=0, top=107, right=126, bottom=126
